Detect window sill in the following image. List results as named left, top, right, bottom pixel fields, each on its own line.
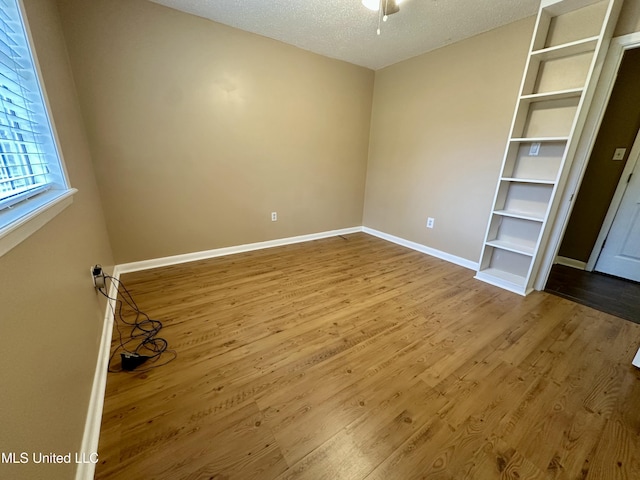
left=0, top=188, right=78, bottom=258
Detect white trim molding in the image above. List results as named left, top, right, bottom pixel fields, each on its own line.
left=555, top=256, right=587, bottom=270
left=75, top=266, right=121, bottom=480
left=0, top=188, right=76, bottom=258
left=117, top=227, right=363, bottom=274
left=363, top=227, right=479, bottom=271
left=76, top=224, right=480, bottom=479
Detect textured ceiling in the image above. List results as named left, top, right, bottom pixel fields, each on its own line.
left=149, top=0, right=540, bottom=70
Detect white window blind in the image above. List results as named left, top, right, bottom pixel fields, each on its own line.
left=0, top=0, right=74, bottom=256
left=0, top=0, right=67, bottom=211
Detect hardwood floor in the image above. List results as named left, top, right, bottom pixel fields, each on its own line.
left=95, top=233, right=640, bottom=480
left=545, top=264, right=640, bottom=324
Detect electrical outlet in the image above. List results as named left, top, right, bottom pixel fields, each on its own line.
left=426, top=217, right=435, bottom=229
left=529, top=142, right=541, bottom=156
left=91, top=265, right=105, bottom=289
left=271, top=212, right=277, bottom=221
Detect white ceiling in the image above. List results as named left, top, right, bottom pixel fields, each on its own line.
left=149, top=0, right=540, bottom=70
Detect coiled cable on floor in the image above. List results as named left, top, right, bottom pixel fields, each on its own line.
left=98, top=274, right=177, bottom=373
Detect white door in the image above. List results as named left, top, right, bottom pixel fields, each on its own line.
left=595, top=141, right=640, bottom=282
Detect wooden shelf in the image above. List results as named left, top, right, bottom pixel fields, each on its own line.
left=476, top=0, right=620, bottom=296
left=486, top=239, right=535, bottom=256
left=531, top=36, right=599, bottom=61
left=475, top=268, right=528, bottom=294
left=510, top=136, right=569, bottom=143
left=501, top=177, right=556, bottom=185
left=494, top=209, right=545, bottom=222
left=520, top=88, right=584, bottom=103
left=519, top=97, right=579, bottom=138
left=495, top=182, right=553, bottom=219
left=503, top=142, right=565, bottom=182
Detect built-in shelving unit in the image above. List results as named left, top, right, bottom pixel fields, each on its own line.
left=475, top=0, right=623, bottom=295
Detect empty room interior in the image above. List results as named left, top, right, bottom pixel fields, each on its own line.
left=2, top=0, right=640, bottom=479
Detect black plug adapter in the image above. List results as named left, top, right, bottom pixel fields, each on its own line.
left=121, top=352, right=150, bottom=371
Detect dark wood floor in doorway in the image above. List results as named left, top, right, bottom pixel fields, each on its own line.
left=545, top=264, right=640, bottom=324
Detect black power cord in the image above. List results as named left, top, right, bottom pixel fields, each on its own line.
left=97, top=273, right=176, bottom=373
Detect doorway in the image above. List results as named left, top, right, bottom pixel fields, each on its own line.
left=593, top=128, right=640, bottom=281
left=545, top=46, right=640, bottom=322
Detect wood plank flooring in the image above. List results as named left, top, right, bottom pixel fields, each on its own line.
left=545, top=264, right=640, bottom=324
left=95, top=233, right=640, bottom=480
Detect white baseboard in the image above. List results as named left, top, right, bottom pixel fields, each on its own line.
left=77, top=224, right=477, bottom=479
left=75, top=227, right=361, bottom=479
left=117, top=226, right=363, bottom=274
left=75, top=267, right=120, bottom=480
left=633, top=347, right=640, bottom=369
left=362, top=227, right=479, bottom=271
left=555, top=256, right=587, bottom=270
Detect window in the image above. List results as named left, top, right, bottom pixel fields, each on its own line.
left=0, top=0, right=75, bottom=256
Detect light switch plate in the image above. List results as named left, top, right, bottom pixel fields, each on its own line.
left=613, top=148, right=626, bottom=161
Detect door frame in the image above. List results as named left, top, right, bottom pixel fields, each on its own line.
left=534, top=32, right=640, bottom=292
left=586, top=127, right=640, bottom=271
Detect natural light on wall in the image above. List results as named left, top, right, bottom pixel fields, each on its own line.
left=0, top=0, right=75, bottom=257
left=361, top=0, right=403, bottom=12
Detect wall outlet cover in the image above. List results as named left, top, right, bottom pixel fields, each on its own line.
left=529, top=142, right=541, bottom=156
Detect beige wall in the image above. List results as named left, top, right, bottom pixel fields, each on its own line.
left=615, top=0, right=640, bottom=37
left=0, top=3, right=637, bottom=479
left=363, top=18, right=536, bottom=263
left=0, top=0, right=113, bottom=479
left=362, top=4, right=640, bottom=266
left=57, top=0, right=374, bottom=264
